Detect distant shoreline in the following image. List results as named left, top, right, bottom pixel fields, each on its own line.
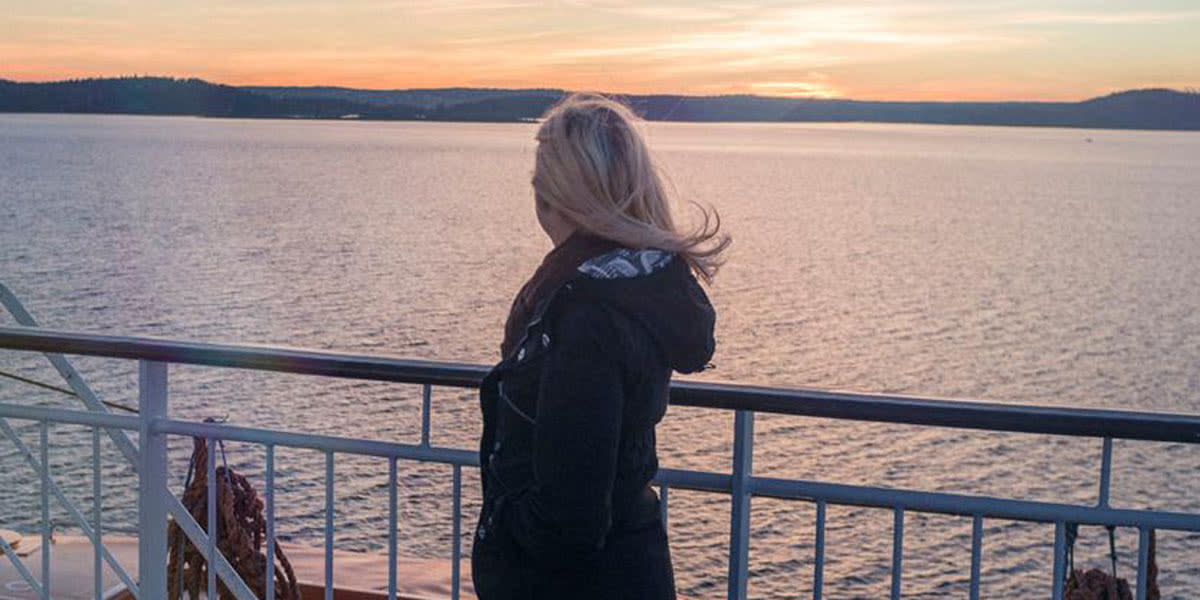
left=2, top=76, right=1199, bottom=131
left=6, top=111, right=1200, bottom=135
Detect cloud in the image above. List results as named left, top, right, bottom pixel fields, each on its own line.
left=1007, top=10, right=1200, bottom=25
left=440, top=30, right=570, bottom=46
left=567, top=2, right=747, bottom=22
left=397, top=0, right=538, bottom=13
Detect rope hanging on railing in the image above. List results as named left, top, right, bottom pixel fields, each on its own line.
left=0, top=367, right=138, bottom=412
left=1062, top=523, right=1158, bottom=600
left=167, top=436, right=301, bottom=600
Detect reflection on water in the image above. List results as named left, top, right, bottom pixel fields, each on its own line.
left=1, top=114, right=1198, bottom=597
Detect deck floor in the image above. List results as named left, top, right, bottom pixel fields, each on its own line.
left=0, top=534, right=473, bottom=600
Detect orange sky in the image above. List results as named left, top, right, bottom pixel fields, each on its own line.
left=3, top=1, right=1199, bottom=101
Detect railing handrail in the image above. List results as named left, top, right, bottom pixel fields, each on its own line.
left=5, top=400, right=1200, bottom=534
left=2, top=324, right=1199, bottom=444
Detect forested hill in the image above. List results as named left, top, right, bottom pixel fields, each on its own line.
left=3, top=76, right=1199, bottom=130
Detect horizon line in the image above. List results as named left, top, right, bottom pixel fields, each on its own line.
left=5, top=73, right=1198, bottom=105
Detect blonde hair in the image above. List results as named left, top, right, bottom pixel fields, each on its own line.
left=532, top=93, right=730, bottom=283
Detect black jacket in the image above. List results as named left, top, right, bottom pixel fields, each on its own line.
left=472, top=247, right=716, bottom=600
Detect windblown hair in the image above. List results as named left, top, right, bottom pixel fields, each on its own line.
left=533, top=93, right=730, bottom=283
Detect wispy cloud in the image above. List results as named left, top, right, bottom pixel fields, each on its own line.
left=401, top=0, right=537, bottom=13
left=441, top=30, right=569, bottom=47
left=570, top=2, right=748, bottom=22
left=1007, top=9, right=1200, bottom=25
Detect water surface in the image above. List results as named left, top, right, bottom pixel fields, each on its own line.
left=1, top=114, right=1198, bottom=598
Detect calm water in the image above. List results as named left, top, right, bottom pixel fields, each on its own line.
left=1, top=114, right=1198, bottom=598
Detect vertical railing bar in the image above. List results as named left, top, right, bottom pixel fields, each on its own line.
left=451, top=464, right=462, bottom=600
left=137, top=360, right=168, bottom=600
left=325, top=451, right=334, bottom=600
left=659, top=484, right=669, bottom=528
left=93, top=426, right=103, bottom=600
left=969, top=514, right=982, bottom=600
left=1052, top=521, right=1065, bottom=600
left=1136, top=527, right=1149, bottom=600
left=388, top=457, right=398, bottom=600
left=727, top=410, right=754, bottom=600
left=40, top=420, right=50, bottom=600
left=0, top=418, right=139, bottom=596
left=813, top=499, right=825, bottom=600
left=891, top=506, right=903, bottom=600
left=266, top=444, right=276, bottom=600
left=420, top=384, right=432, bottom=447
left=1098, top=437, right=1113, bottom=507
left=207, top=437, right=217, bottom=599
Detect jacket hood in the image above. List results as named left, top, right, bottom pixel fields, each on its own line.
left=570, top=248, right=716, bottom=374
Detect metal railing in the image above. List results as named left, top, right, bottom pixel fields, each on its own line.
left=1, top=319, right=1199, bottom=599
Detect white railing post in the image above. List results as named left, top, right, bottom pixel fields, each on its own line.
left=1052, top=521, right=1065, bottom=600
left=1098, top=437, right=1113, bottom=507
left=1136, top=528, right=1150, bottom=600
left=728, top=409, right=754, bottom=600
left=39, top=421, right=50, bottom=599
left=969, top=515, right=983, bottom=600
left=137, top=360, right=169, bottom=599
left=891, top=506, right=904, bottom=600
left=813, top=500, right=826, bottom=600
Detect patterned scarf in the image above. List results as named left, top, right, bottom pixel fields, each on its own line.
left=500, top=230, right=620, bottom=359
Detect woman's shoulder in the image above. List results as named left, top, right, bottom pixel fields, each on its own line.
left=551, top=246, right=715, bottom=375
left=575, top=247, right=676, bottom=280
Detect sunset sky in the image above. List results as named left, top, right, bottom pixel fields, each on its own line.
left=3, top=0, right=1199, bottom=101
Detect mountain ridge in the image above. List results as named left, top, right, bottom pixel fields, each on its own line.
left=2, top=76, right=1198, bottom=130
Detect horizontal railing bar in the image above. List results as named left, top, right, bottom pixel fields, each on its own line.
left=0, top=287, right=144, bottom=470
left=0, top=402, right=141, bottom=430
left=654, top=468, right=732, bottom=494
left=6, top=400, right=1200, bottom=574
left=153, top=418, right=479, bottom=466
left=658, top=467, right=1200, bottom=531
left=674, top=381, right=1200, bottom=444
left=750, top=476, right=1200, bottom=531
left=0, top=325, right=485, bottom=387
left=5, top=403, right=1200, bottom=532
left=3, top=326, right=1199, bottom=443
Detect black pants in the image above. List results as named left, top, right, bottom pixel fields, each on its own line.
left=471, top=511, right=677, bottom=600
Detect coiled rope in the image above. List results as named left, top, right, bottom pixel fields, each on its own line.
left=1063, top=523, right=1158, bottom=600
left=167, top=436, right=301, bottom=600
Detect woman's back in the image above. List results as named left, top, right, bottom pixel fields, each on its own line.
left=470, top=92, right=728, bottom=599
left=473, top=237, right=715, bottom=599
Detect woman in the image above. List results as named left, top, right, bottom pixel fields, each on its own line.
left=471, top=93, right=729, bottom=599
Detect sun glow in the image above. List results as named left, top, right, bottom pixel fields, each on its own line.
left=749, top=82, right=840, bottom=99
left=2, top=1, right=1198, bottom=100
